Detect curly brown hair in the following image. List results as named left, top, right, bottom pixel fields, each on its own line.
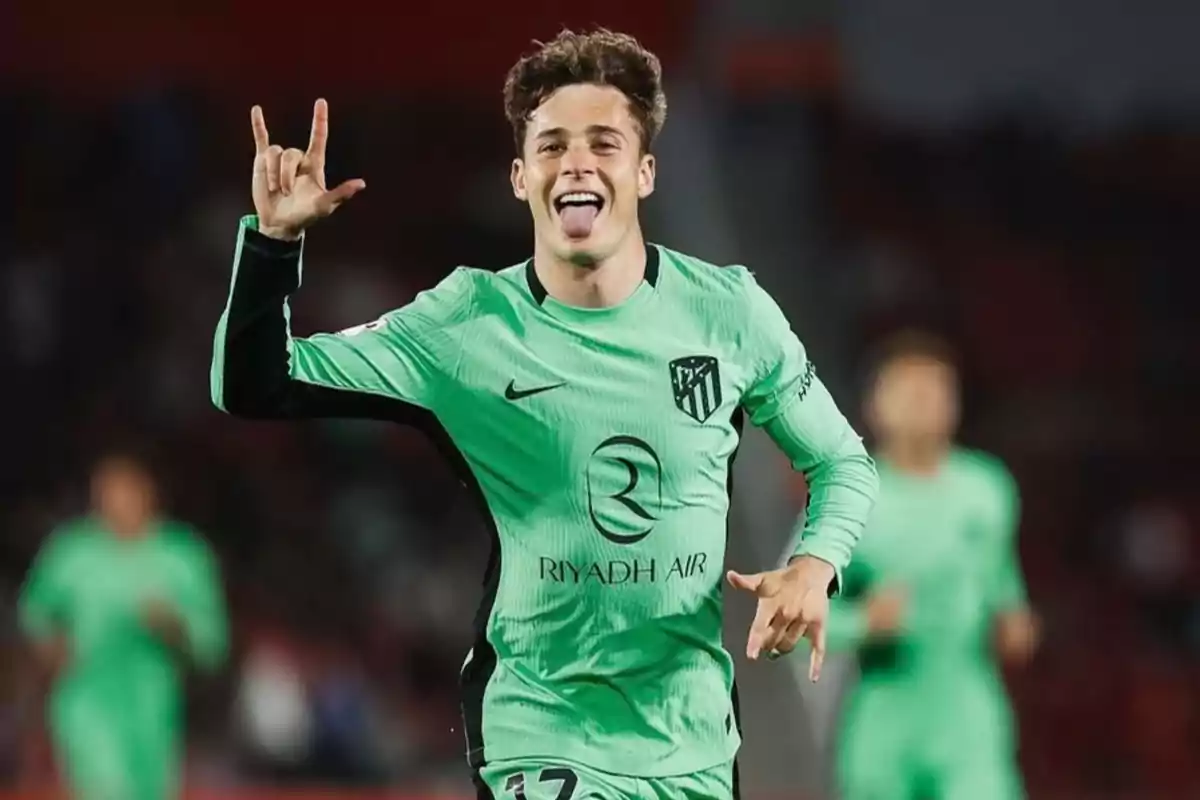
left=503, top=28, right=668, bottom=155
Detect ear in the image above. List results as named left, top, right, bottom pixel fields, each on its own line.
left=637, top=153, right=656, bottom=199
left=511, top=158, right=527, bottom=201
left=862, top=393, right=879, bottom=435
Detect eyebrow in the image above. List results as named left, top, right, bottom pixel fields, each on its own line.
left=535, top=125, right=627, bottom=141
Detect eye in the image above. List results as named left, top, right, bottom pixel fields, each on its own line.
left=539, top=142, right=565, bottom=154
left=593, top=140, right=619, bottom=153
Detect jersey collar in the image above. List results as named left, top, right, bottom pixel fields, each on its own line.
left=525, top=244, right=660, bottom=306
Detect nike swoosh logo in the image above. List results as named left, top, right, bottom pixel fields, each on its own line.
left=504, top=380, right=566, bottom=401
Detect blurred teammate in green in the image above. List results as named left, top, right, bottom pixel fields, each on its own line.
left=19, top=453, right=228, bottom=800
left=829, top=333, right=1039, bottom=800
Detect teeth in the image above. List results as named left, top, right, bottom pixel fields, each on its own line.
left=558, top=192, right=601, bottom=205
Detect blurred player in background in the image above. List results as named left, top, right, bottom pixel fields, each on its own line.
left=211, top=28, right=877, bottom=800
left=19, top=452, right=228, bottom=800
left=827, top=332, right=1039, bottom=800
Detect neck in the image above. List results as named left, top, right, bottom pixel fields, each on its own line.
left=533, top=229, right=648, bottom=308
left=879, top=436, right=950, bottom=476
left=105, top=516, right=153, bottom=540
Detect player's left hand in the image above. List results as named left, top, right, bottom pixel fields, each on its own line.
left=727, top=555, right=836, bottom=681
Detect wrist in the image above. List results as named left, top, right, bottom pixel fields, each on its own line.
left=787, top=554, right=836, bottom=588
left=258, top=223, right=301, bottom=242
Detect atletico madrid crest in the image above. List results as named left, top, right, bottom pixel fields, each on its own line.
left=669, top=355, right=722, bottom=424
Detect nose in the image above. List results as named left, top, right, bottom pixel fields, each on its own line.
left=559, top=141, right=597, bottom=177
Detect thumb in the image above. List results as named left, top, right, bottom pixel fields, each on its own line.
left=726, top=570, right=763, bottom=593
left=315, top=178, right=366, bottom=216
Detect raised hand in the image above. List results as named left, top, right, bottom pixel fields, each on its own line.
left=727, top=555, right=836, bottom=681
left=250, top=98, right=365, bottom=240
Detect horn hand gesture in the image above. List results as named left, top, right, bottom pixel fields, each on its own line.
left=250, top=98, right=365, bottom=240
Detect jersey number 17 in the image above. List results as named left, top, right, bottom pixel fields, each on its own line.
left=505, top=767, right=579, bottom=799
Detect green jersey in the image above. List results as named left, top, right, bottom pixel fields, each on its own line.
left=829, top=450, right=1026, bottom=800
left=211, top=215, right=877, bottom=777
left=19, top=517, right=228, bottom=731
left=828, top=448, right=1026, bottom=667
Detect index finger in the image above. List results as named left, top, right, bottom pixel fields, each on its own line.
left=808, top=624, right=827, bottom=682
left=307, top=98, right=329, bottom=161
left=250, top=105, right=270, bottom=155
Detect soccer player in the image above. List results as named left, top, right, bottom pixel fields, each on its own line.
left=211, top=29, right=878, bottom=799
left=19, top=453, right=228, bottom=800
left=829, top=332, right=1039, bottom=800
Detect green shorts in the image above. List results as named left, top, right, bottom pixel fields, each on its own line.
left=475, top=756, right=738, bottom=800
left=50, top=691, right=178, bottom=800
left=837, top=679, right=1023, bottom=800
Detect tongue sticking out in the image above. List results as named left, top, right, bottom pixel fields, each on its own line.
left=559, top=204, right=600, bottom=239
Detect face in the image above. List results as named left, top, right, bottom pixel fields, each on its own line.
left=867, top=357, right=960, bottom=444
left=511, top=83, right=655, bottom=266
left=92, top=459, right=156, bottom=538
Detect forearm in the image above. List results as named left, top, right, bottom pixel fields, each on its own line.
left=211, top=215, right=306, bottom=417
left=764, top=380, right=879, bottom=590
left=790, top=452, right=879, bottom=577
left=184, top=602, right=229, bottom=673
left=989, top=553, right=1029, bottom=614
left=143, top=599, right=229, bottom=671
left=163, top=536, right=231, bottom=672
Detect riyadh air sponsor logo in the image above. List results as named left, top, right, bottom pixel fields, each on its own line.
left=585, top=435, right=662, bottom=545
left=536, top=433, right=709, bottom=586
left=538, top=552, right=709, bottom=585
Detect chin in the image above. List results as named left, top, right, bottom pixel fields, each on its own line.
left=552, top=235, right=603, bottom=268
left=564, top=248, right=602, bottom=268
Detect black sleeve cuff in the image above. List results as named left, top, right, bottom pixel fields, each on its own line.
left=242, top=226, right=304, bottom=260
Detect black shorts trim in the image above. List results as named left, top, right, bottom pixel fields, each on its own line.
left=473, top=769, right=497, bottom=799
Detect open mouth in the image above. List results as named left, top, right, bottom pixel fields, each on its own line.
left=553, top=191, right=606, bottom=240
left=553, top=191, right=605, bottom=215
